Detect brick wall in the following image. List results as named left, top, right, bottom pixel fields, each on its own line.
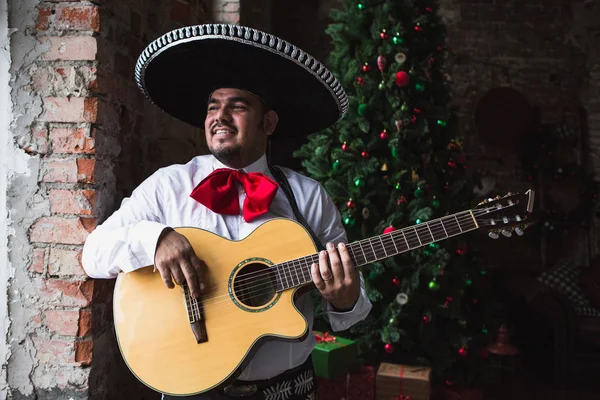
left=8, top=0, right=233, bottom=398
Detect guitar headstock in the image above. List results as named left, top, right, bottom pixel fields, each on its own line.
left=473, top=190, right=536, bottom=239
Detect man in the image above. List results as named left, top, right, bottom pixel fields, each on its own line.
left=82, top=24, right=372, bottom=400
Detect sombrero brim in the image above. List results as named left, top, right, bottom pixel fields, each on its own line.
left=135, top=24, right=349, bottom=138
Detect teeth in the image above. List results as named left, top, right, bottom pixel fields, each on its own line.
left=215, top=129, right=233, bottom=135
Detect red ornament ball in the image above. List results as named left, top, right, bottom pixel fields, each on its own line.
left=395, top=71, right=410, bottom=87
left=377, top=55, right=387, bottom=72
left=379, top=130, right=389, bottom=140
left=384, top=343, right=394, bottom=354
left=380, top=30, right=389, bottom=40
left=361, top=151, right=370, bottom=158
left=362, top=63, right=371, bottom=72
left=357, top=77, right=364, bottom=85
left=392, top=276, right=401, bottom=286
left=383, top=226, right=397, bottom=234
left=341, top=142, right=349, bottom=151
left=459, top=347, right=468, bottom=357
left=346, top=199, right=356, bottom=209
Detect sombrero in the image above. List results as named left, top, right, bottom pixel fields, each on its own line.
left=135, top=24, right=349, bottom=137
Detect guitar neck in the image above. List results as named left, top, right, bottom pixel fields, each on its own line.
left=274, top=209, right=479, bottom=292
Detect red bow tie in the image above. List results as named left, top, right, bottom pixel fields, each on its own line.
left=190, top=168, right=279, bottom=222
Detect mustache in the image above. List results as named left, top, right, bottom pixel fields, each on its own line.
left=211, top=121, right=237, bottom=133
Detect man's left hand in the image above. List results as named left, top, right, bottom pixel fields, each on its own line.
left=311, top=242, right=360, bottom=312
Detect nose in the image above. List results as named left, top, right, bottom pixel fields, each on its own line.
left=215, top=106, right=231, bottom=125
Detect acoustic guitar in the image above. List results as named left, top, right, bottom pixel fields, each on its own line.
left=113, top=190, right=535, bottom=395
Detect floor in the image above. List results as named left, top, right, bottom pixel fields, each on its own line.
left=482, top=374, right=600, bottom=400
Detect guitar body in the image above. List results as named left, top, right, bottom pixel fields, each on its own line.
left=113, top=219, right=317, bottom=396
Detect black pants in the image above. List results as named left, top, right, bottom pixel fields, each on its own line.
left=162, top=356, right=316, bottom=400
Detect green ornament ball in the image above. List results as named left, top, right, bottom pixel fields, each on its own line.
left=392, top=36, right=403, bottom=45
left=428, top=280, right=440, bottom=291
left=401, top=104, right=408, bottom=112
left=432, top=199, right=440, bottom=208
left=343, top=216, right=356, bottom=227
left=414, top=187, right=424, bottom=197
left=415, top=83, right=425, bottom=92
left=465, top=278, right=473, bottom=286
left=378, top=81, right=385, bottom=90
left=354, top=178, right=365, bottom=188
left=357, top=3, right=364, bottom=9
left=358, top=103, right=368, bottom=116
left=389, top=317, right=397, bottom=325
left=332, top=159, right=340, bottom=171
left=391, top=148, right=399, bottom=158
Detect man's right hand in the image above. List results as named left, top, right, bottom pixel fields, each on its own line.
left=154, top=228, right=206, bottom=298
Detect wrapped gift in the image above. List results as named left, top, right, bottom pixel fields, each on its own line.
left=317, top=365, right=375, bottom=400
left=312, top=331, right=359, bottom=379
left=376, top=363, right=431, bottom=400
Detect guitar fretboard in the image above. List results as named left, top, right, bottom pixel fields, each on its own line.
left=273, top=210, right=478, bottom=291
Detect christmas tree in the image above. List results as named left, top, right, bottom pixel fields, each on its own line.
left=294, top=0, right=494, bottom=387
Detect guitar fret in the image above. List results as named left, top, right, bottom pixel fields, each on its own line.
left=348, top=245, right=360, bottom=267
left=300, top=257, right=311, bottom=284
left=426, top=223, right=435, bottom=242
left=413, top=227, right=423, bottom=246
left=416, top=224, right=434, bottom=244
left=369, top=239, right=377, bottom=261
left=282, top=264, right=291, bottom=289
left=378, top=237, right=388, bottom=257
left=275, top=265, right=284, bottom=291
left=400, top=230, right=411, bottom=249
left=358, top=241, right=369, bottom=263
left=428, top=220, right=447, bottom=242
left=389, top=232, right=400, bottom=253
left=353, top=243, right=366, bottom=265
left=440, top=219, right=449, bottom=237
left=454, top=214, right=463, bottom=232
left=291, top=260, right=300, bottom=286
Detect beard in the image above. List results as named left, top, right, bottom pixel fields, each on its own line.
left=210, top=140, right=243, bottom=164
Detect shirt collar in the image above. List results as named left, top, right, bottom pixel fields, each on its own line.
left=210, top=154, right=269, bottom=174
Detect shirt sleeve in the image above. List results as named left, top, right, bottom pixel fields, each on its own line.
left=81, top=169, right=169, bottom=279
left=311, top=183, right=373, bottom=332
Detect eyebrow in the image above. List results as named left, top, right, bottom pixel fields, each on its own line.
left=207, top=96, right=252, bottom=106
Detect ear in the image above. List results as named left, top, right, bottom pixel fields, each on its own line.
left=263, top=110, right=279, bottom=136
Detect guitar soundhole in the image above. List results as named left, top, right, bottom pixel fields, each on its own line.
left=233, top=263, right=277, bottom=308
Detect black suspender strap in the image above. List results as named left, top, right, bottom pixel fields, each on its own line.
left=268, top=164, right=326, bottom=252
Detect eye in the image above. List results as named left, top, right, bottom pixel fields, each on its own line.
left=233, top=105, right=247, bottom=110
left=207, top=105, right=218, bottom=111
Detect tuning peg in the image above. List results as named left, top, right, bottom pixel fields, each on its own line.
left=501, top=229, right=512, bottom=237
left=503, top=217, right=509, bottom=224
left=515, top=215, right=522, bottom=222
left=515, top=227, right=524, bottom=236
left=488, top=231, right=500, bottom=239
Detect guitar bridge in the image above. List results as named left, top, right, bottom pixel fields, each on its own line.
left=183, top=285, right=208, bottom=343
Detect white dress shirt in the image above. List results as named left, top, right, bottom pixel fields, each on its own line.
left=82, top=153, right=372, bottom=381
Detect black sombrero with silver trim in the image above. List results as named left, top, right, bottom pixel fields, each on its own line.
left=135, top=24, right=349, bottom=137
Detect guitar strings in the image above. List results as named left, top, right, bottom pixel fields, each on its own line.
left=197, top=207, right=505, bottom=290
left=187, top=218, right=502, bottom=313
left=186, top=210, right=509, bottom=311
left=190, top=208, right=507, bottom=304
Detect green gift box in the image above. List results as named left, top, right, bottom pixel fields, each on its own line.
left=311, top=331, right=359, bottom=379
